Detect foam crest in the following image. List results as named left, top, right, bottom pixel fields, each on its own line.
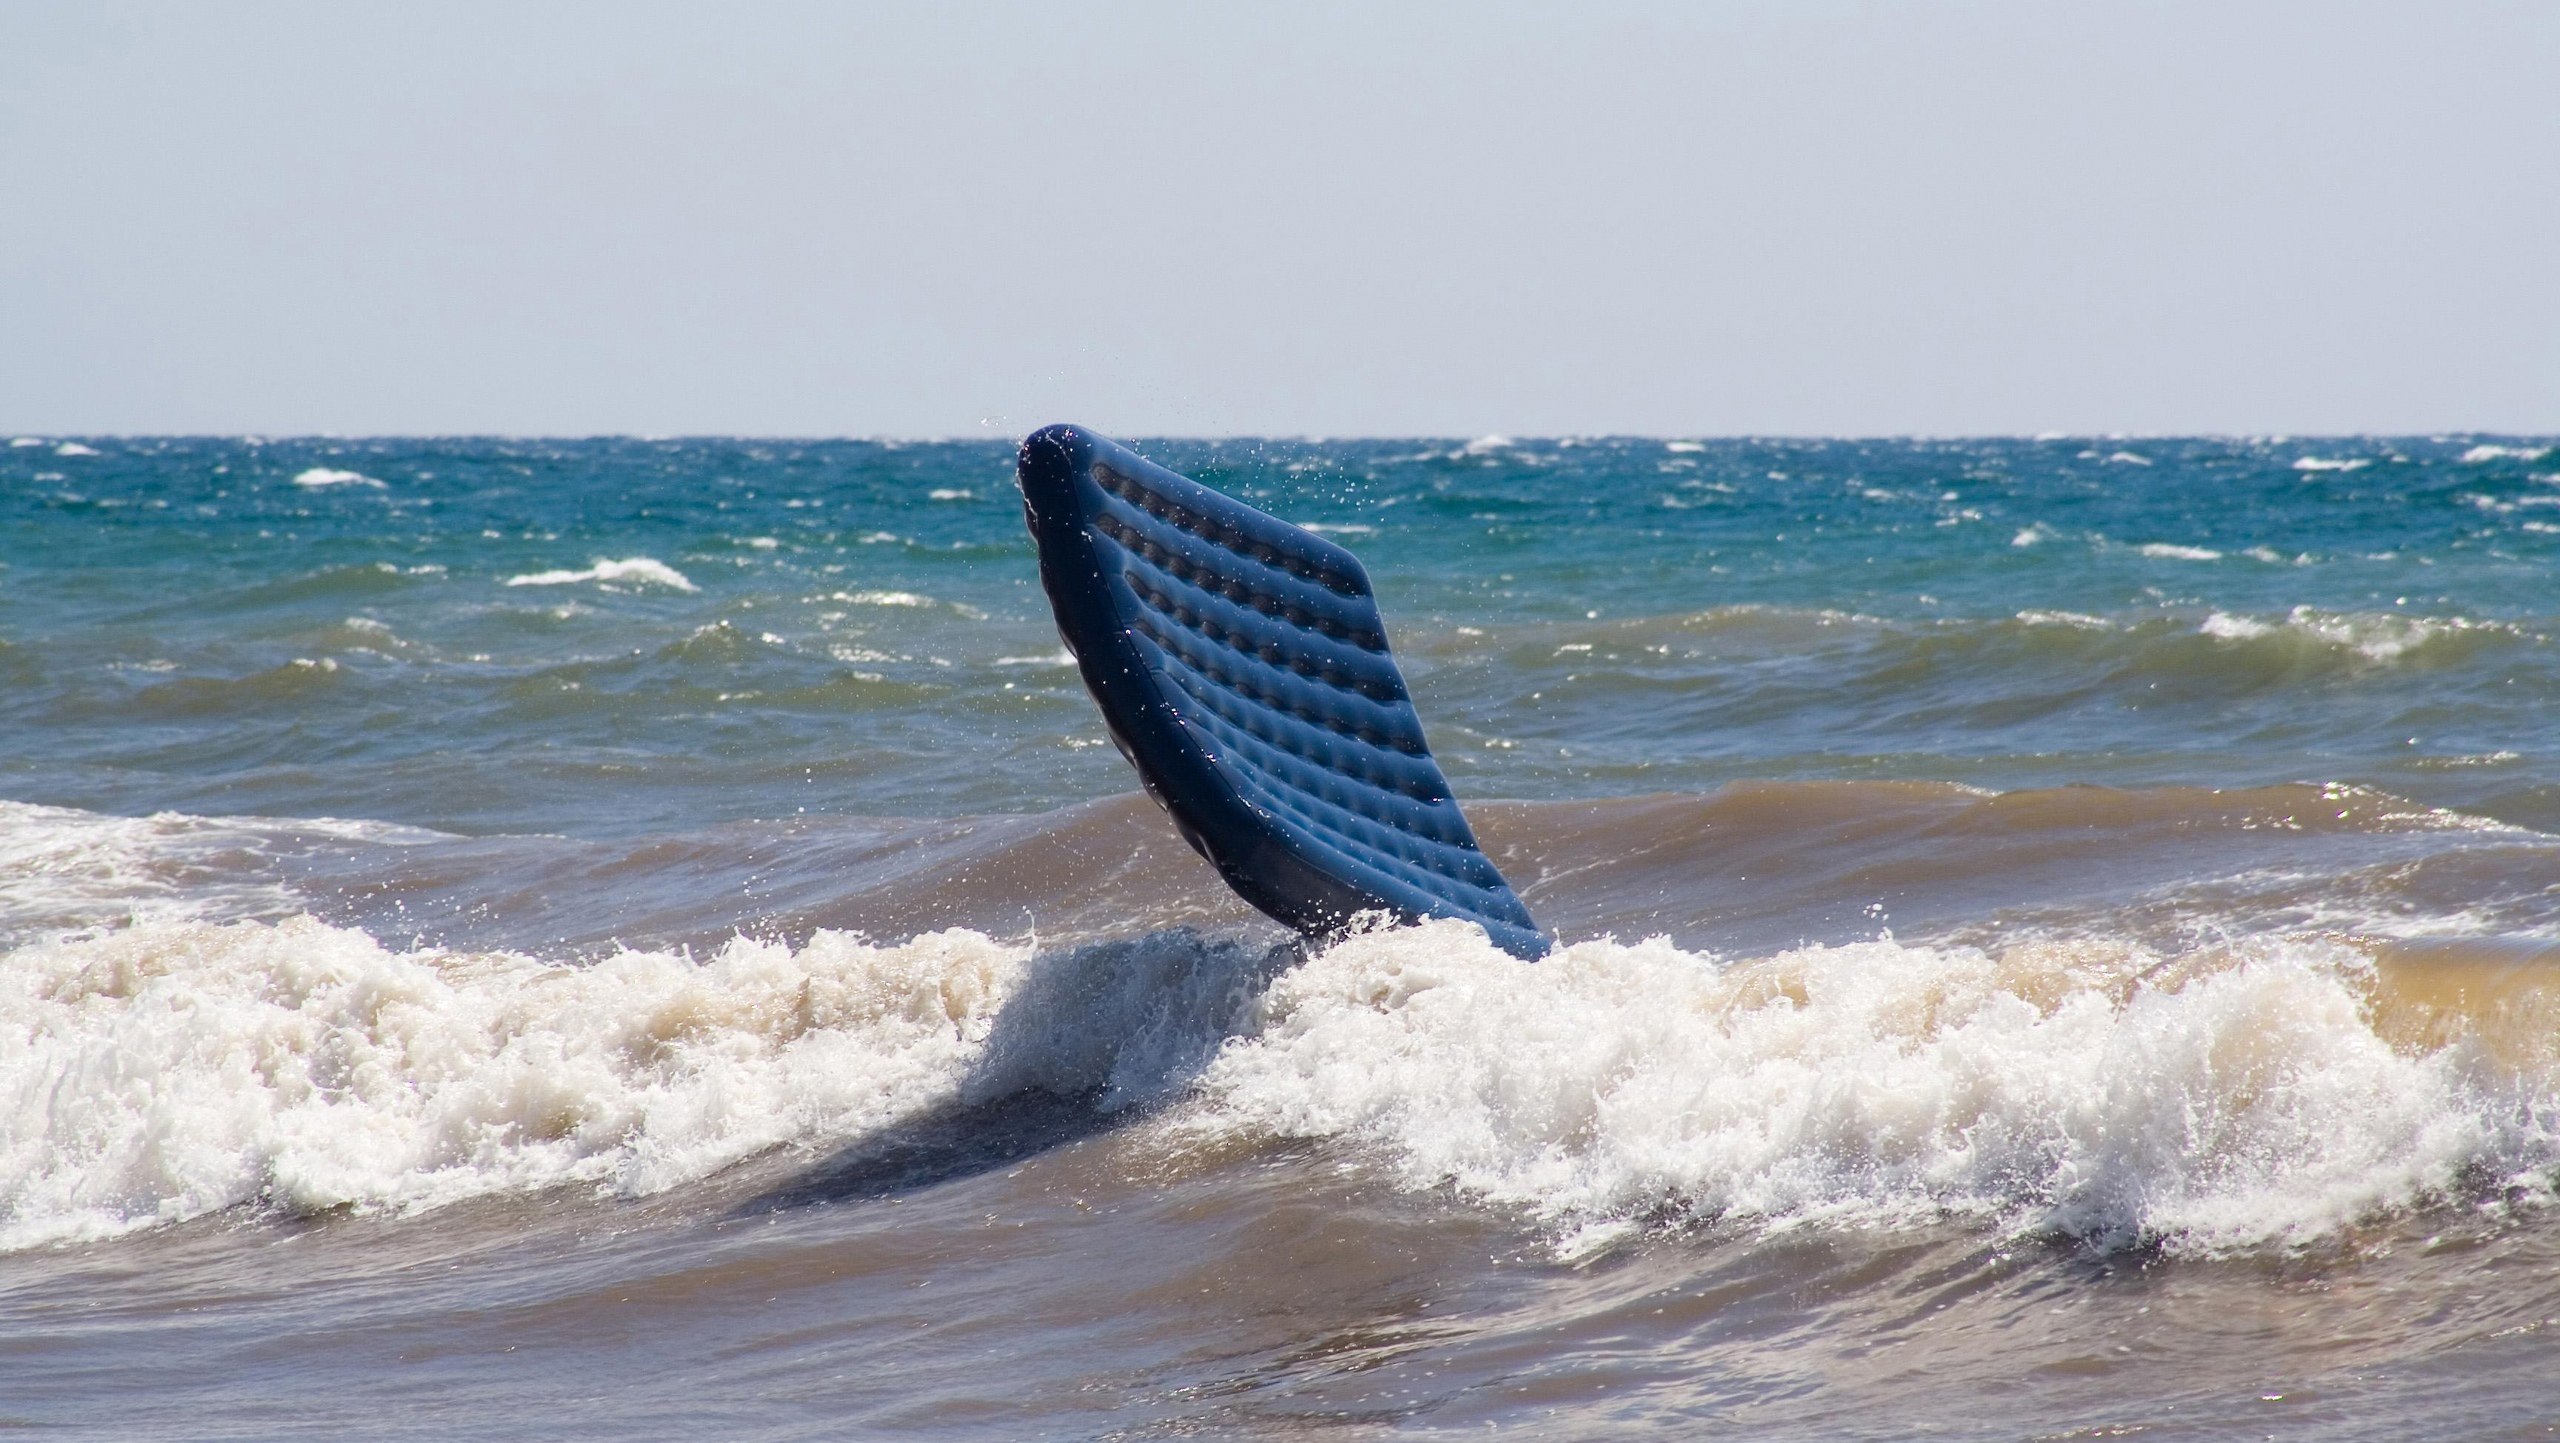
left=1200, top=922, right=2556, bottom=1254
left=0, top=801, right=413, bottom=942
left=2463, top=444, right=2552, bottom=464
left=504, top=557, right=697, bottom=592
left=2199, top=605, right=2514, bottom=663
left=9, top=915, right=2555, bottom=1258
left=0, top=918, right=1296, bottom=1251
left=0, top=920, right=1034, bottom=1247
left=292, top=467, right=385, bottom=489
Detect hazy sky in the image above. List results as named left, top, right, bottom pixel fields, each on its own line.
left=4, top=2, right=2555, bottom=437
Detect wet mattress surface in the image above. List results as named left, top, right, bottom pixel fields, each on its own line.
left=1017, top=424, right=1547, bottom=959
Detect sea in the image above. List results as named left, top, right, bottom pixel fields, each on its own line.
left=4, top=431, right=2560, bottom=1439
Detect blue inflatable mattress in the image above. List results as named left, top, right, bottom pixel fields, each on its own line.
left=1017, top=424, right=1547, bottom=959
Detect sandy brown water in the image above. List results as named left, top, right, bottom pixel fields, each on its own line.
left=7, top=781, right=2560, bottom=1439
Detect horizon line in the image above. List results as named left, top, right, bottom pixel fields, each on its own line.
left=10, top=429, right=2559, bottom=446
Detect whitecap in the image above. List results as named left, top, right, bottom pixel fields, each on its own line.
left=0, top=921, right=1037, bottom=1247
left=1192, top=922, right=2541, bottom=1255
left=2139, top=542, right=2223, bottom=561
left=2199, top=611, right=2272, bottom=641
left=8, top=437, right=44, bottom=448
left=2198, top=606, right=2502, bottom=663
left=1298, top=522, right=1377, bottom=536
left=2462, top=444, right=2553, bottom=464
left=292, top=467, right=385, bottom=489
left=2292, top=457, right=2369, bottom=473
left=53, top=442, right=99, bottom=458
left=927, top=488, right=976, bottom=501
left=504, top=557, right=698, bottom=592
left=1461, top=435, right=1515, bottom=456
left=2105, top=450, right=2152, bottom=466
left=0, top=801, right=427, bottom=944
left=10, top=916, right=2546, bottom=1258
left=829, top=589, right=933, bottom=608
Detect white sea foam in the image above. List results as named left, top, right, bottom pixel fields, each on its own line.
left=53, top=442, right=99, bottom=457
left=5, top=916, right=2551, bottom=1256
left=2139, top=542, right=2223, bottom=561
left=0, top=922, right=1026, bottom=1247
left=1461, top=435, right=1515, bottom=456
left=1298, top=522, right=1377, bottom=536
left=2462, top=444, right=2552, bottom=464
left=8, top=437, right=45, bottom=448
left=2011, top=525, right=2050, bottom=547
left=927, top=488, right=976, bottom=501
left=2105, top=451, right=2152, bottom=466
left=1664, top=441, right=1706, bottom=454
left=0, top=922, right=1266, bottom=1249
left=2292, top=457, right=2369, bottom=473
left=292, top=467, right=385, bottom=489
left=0, top=802, right=421, bottom=944
left=1199, top=924, right=2546, bottom=1254
left=2199, top=606, right=2505, bottom=662
left=2199, top=612, right=2272, bottom=642
left=504, top=558, right=697, bottom=592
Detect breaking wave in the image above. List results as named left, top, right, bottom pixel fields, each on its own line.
left=7, top=913, right=2557, bottom=1257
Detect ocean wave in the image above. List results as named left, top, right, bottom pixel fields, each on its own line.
left=2198, top=606, right=2514, bottom=663
left=1411, top=602, right=2532, bottom=683
left=0, top=801, right=423, bottom=944
left=504, top=557, right=698, bottom=592
left=131, top=656, right=348, bottom=717
left=291, top=467, right=385, bottom=489
left=6, top=914, right=2555, bottom=1257
left=1198, top=922, right=2556, bottom=1255
left=820, top=588, right=988, bottom=619
left=0, top=920, right=1260, bottom=1249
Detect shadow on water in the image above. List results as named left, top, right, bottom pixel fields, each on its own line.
left=743, top=926, right=1302, bottom=1214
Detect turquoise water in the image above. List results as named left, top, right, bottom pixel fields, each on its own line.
left=6, top=430, right=2560, bottom=1440
left=6, top=433, right=2557, bottom=834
